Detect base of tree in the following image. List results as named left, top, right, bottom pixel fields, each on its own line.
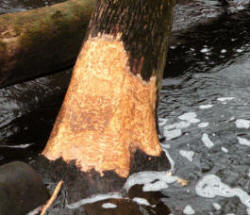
left=33, top=150, right=169, bottom=203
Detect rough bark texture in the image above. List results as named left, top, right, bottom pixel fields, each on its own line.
left=41, top=0, right=174, bottom=203
left=0, top=0, right=95, bottom=88
left=87, top=0, right=174, bottom=88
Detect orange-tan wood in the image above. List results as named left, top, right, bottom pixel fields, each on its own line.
left=42, top=34, right=161, bottom=177
left=42, top=0, right=175, bottom=181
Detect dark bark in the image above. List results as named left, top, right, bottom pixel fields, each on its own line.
left=87, top=0, right=175, bottom=88
left=0, top=0, right=95, bottom=88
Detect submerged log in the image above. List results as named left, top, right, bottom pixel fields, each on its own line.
left=0, top=0, right=95, bottom=88
left=40, top=0, right=175, bottom=207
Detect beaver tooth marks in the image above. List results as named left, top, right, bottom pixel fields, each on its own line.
left=42, top=34, right=161, bottom=178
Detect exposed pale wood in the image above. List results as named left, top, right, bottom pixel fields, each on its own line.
left=41, top=0, right=175, bottom=203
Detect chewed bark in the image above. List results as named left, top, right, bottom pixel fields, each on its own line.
left=42, top=34, right=161, bottom=177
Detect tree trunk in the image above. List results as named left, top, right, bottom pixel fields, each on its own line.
left=40, top=0, right=175, bottom=205
left=0, top=0, right=95, bottom=88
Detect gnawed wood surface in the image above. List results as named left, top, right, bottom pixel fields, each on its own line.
left=42, top=0, right=174, bottom=203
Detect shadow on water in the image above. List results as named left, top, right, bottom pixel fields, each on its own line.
left=166, top=6, right=250, bottom=77
left=1, top=2, right=250, bottom=214
left=0, top=70, right=71, bottom=165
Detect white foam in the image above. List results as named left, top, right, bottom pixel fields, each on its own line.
left=236, top=49, right=243, bottom=53
left=235, top=119, right=250, bottom=129
left=198, top=122, right=209, bottom=128
left=132, top=197, right=151, bottom=206
left=199, top=104, right=213, bottom=109
left=158, top=118, right=168, bottom=127
left=162, top=145, right=175, bottom=171
left=195, top=175, right=250, bottom=209
left=237, top=137, right=250, bottom=146
left=164, top=121, right=191, bottom=130
left=123, top=171, right=177, bottom=192
left=67, top=193, right=123, bottom=209
left=179, top=112, right=200, bottom=124
left=217, top=97, right=235, bottom=102
left=221, top=49, right=227, bottom=53
left=179, top=150, right=194, bottom=162
left=0, top=143, right=33, bottom=149
left=163, top=128, right=182, bottom=140
left=221, top=147, right=229, bottom=153
left=196, top=175, right=234, bottom=198
left=102, top=203, right=117, bottom=209
left=213, top=202, right=221, bottom=210
left=183, top=205, right=195, bottom=215
left=202, top=134, right=215, bottom=148
left=200, top=48, right=210, bottom=53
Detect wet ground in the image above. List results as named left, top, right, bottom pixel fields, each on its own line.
left=1, top=1, right=250, bottom=214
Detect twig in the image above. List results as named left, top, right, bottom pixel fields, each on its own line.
left=40, top=180, right=64, bottom=215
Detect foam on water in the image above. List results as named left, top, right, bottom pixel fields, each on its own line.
left=198, top=122, right=209, bottom=128
left=163, top=128, right=182, bottom=140
left=183, top=204, right=195, bottom=215
left=199, top=104, right=213, bottom=109
left=164, top=121, right=191, bottom=130
left=235, top=119, right=250, bottom=129
left=221, top=49, right=227, bottom=53
left=158, top=118, right=168, bottom=127
left=67, top=193, right=123, bottom=209
left=178, top=112, right=200, bottom=124
left=237, top=137, right=250, bottom=146
left=236, top=48, right=244, bottom=53
left=162, top=145, right=175, bottom=171
left=201, top=133, right=215, bottom=148
left=179, top=150, right=194, bottom=162
left=217, top=97, right=235, bottom=102
left=200, top=48, right=210, bottom=53
left=195, top=175, right=250, bottom=210
left=132, top=197, right=151, bottom=206
left=213, top=202, right=221, bottom=210
left=102, top=203, right=117, bottom=209
left=123, top=171, right=178, bottom=192
left=221, top=147, right=229, bottom=153
left=0, top=143, right=33, bottom=149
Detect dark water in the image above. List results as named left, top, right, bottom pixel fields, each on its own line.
left=0, top=0, right=66, bottom=14
left=158, top=7, right=250, bottom=215
left=1, top=1, right=250, bottom=215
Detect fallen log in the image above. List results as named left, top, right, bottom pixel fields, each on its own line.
left=39, top=0, right=175, bottom=211
left=0, top=0, right=95, bottom=88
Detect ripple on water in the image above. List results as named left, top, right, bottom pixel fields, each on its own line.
left=196, top=174, right=250, bottom=209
